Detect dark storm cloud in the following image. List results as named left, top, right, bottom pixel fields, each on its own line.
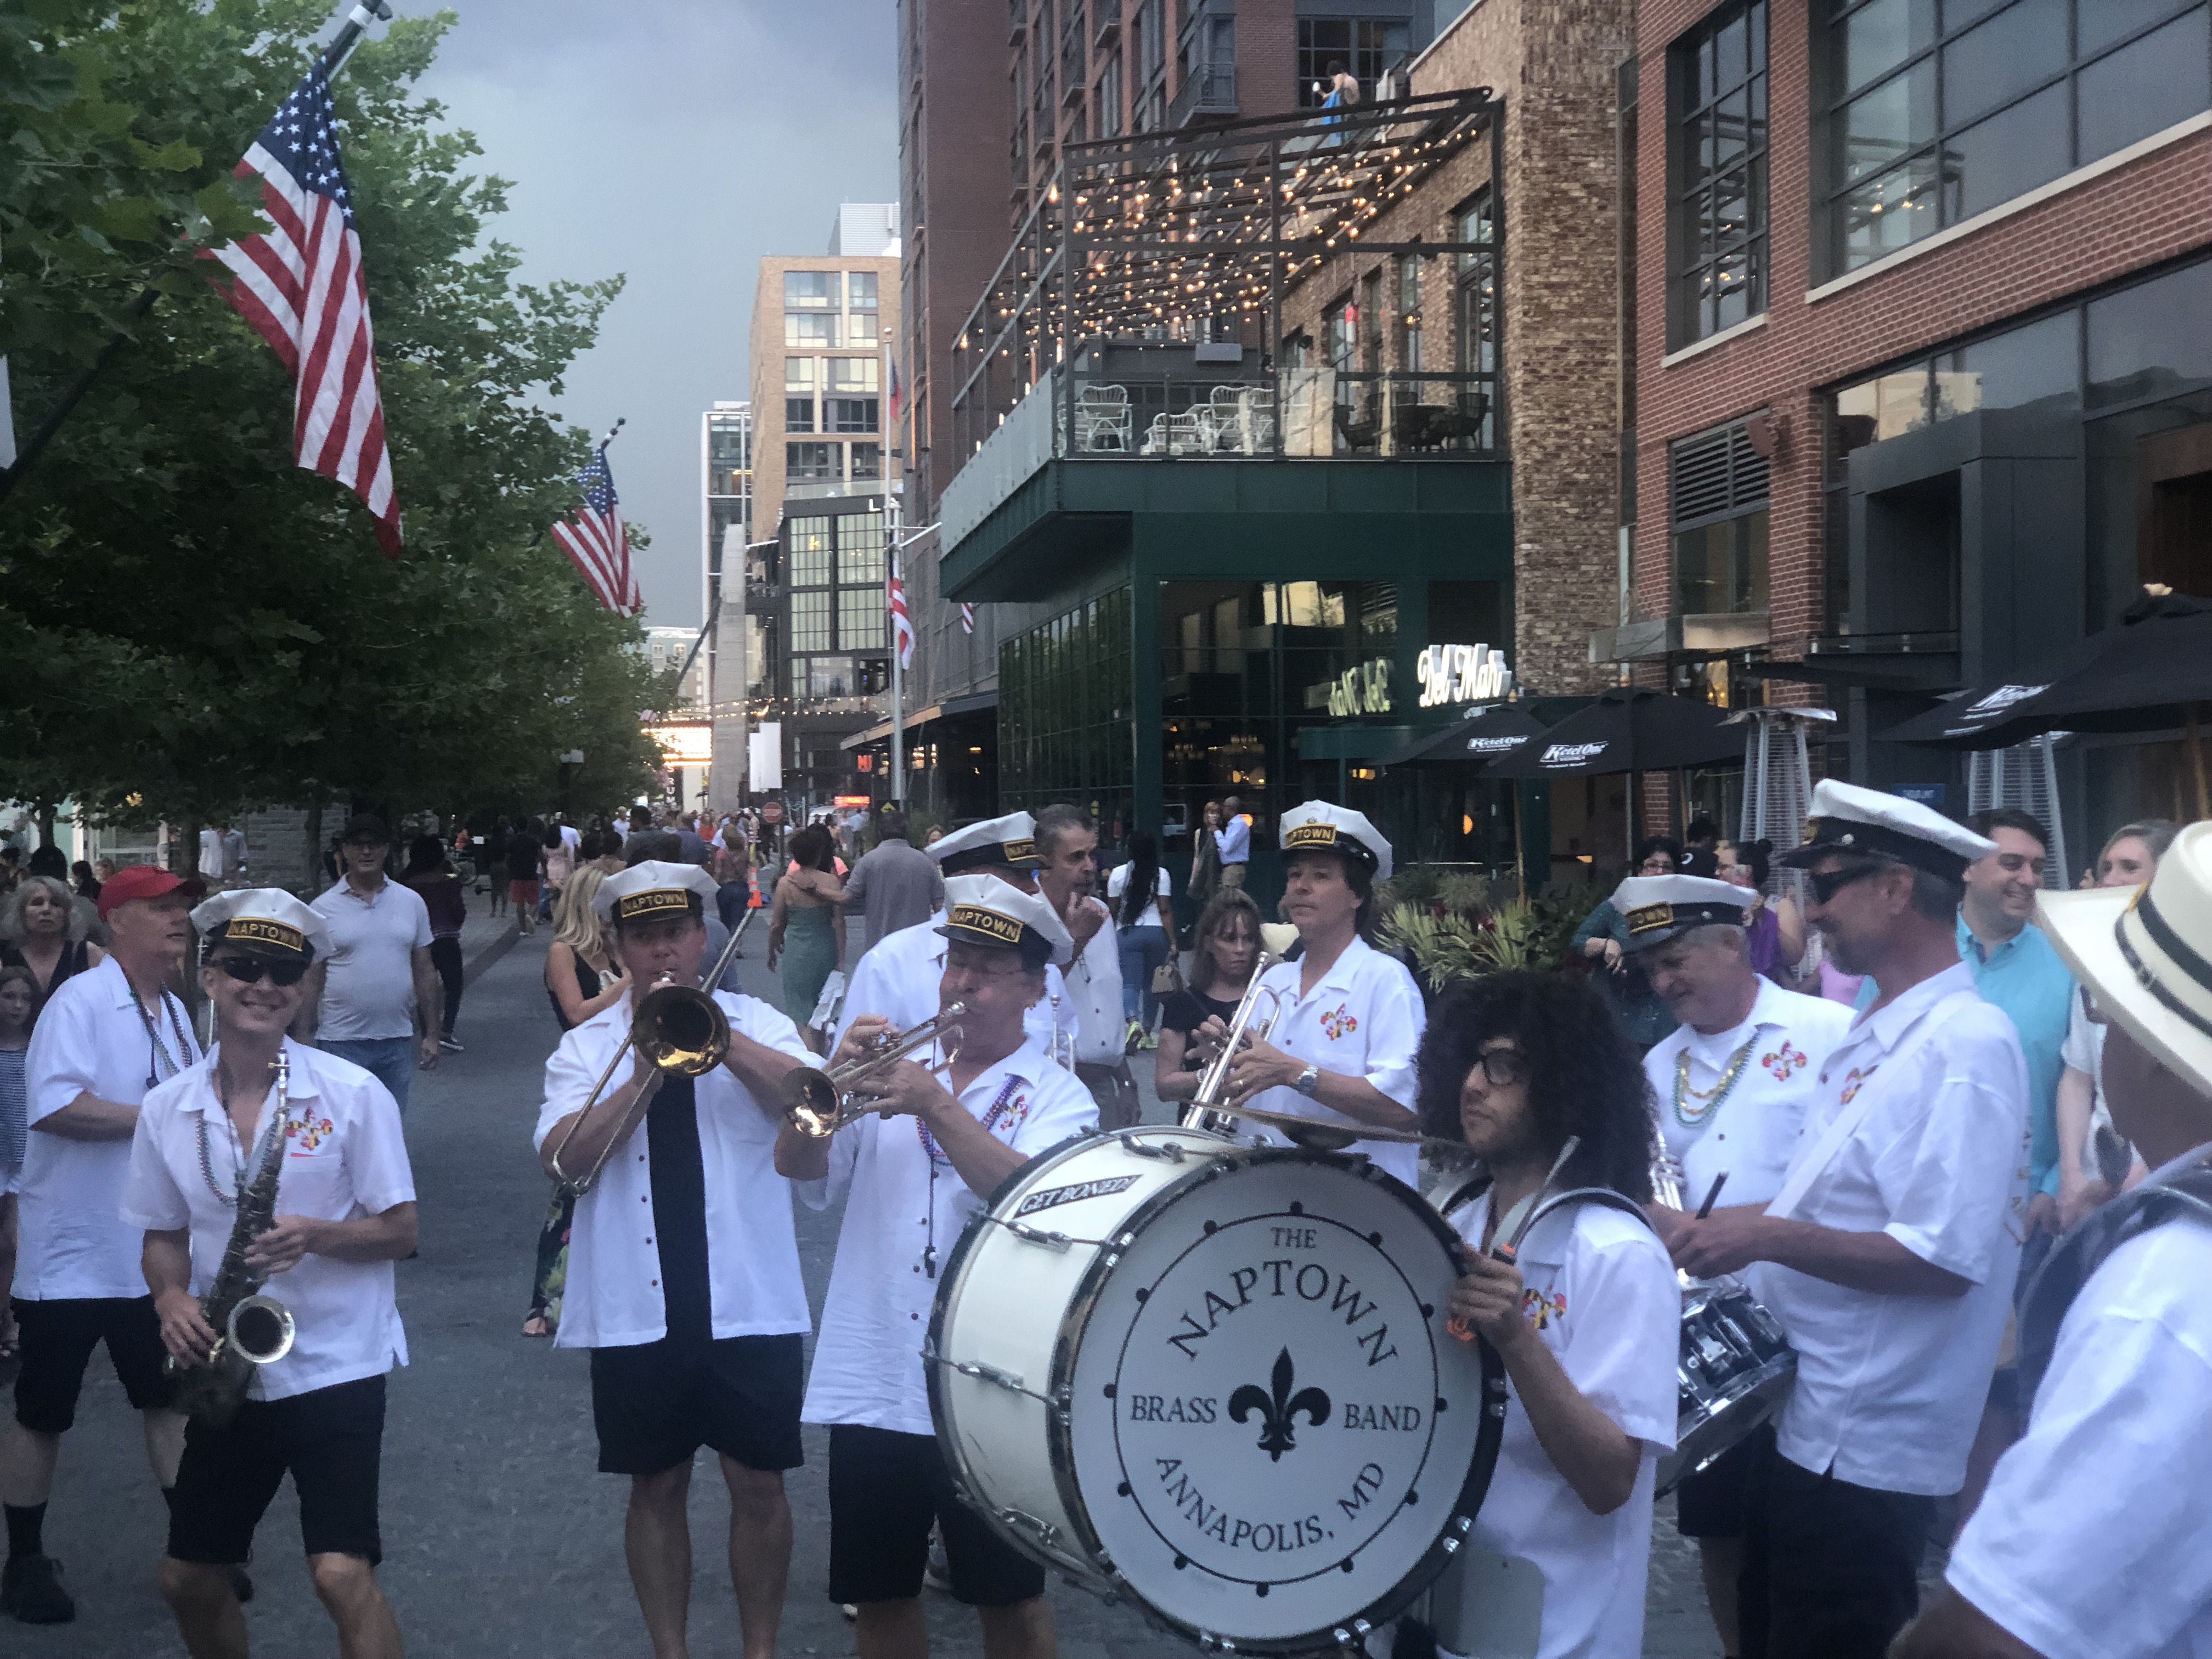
left=390, top=0, right=896, bottom=627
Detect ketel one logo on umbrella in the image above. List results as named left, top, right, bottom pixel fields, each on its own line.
left=1960, top=684, right=2049, bottom=724
left=1231, top=1348, right=1332, bottom=1461
left=1542, top=741, right=1610, bottom=767
left=1464, top=734, right=1528, bottom=755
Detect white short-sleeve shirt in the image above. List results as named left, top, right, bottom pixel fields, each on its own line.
left=1062, top=898, right=1127, bottom=1064
left=1445, top=1192, right=1680, bottom=1659
left=533, top=989, right=816, bottom=1349
left=1242, top=936, right=1426, bottom=1187
left=1945, top=1215, right=2212, bottom=1659
left=1755, top=961, right=2030, bottom=1494
left=310, top=878, right=434, bottom=1042
left=119, top=1040, right=414, bottom=1401
left=19, top=957, right=202, bottom=1300
left=1105, top=864, right=1171, bottom=928
left=1640, top=977, right=1854, bottom=1211
left=833, top=911, right=1075, bottom=1065
left=802, top=1039, right=1097, bottom=1435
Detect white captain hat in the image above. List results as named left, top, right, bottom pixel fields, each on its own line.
left=929, top=810, right=1044, bottom=874
left=1775, top=778, right=1997, bottom=880
left=934, top=873, right=1074, bottom=968
left=594, top=860, right=720, bottom=924
left=1279, top=800, right=1393, bottom=882
left=2038, top=822, right=2212, bottom=1096
left=192, top=888, right=331, bottom=961
left=1611, top=873, right=1753, bottom=950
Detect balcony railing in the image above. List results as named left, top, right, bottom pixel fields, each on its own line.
left=938, top=358, right=1502, bottom=550
left=1167, top=64, right=1236, bottom=125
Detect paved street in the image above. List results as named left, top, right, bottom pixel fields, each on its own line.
left=12, top=928, right=1723, bottom=1657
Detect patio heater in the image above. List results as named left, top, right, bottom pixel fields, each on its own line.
left=1968, top=735, right=2069, bottom=888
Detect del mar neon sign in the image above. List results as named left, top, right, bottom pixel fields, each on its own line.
left=1416, top=643, right=1514, bottom=709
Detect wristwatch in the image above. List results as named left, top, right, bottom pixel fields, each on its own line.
left=1293, top=1063, right=1321, bottom=1098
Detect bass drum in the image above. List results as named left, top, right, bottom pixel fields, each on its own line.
left=928, top=1126, right=1506, bottom=1655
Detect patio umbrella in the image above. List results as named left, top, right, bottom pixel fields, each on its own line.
left=1377, top=701, right=1553, bottom=768
left=1482, top=688, right=1743, bottom=778
left=1876, top=589, right=2212, bottom=814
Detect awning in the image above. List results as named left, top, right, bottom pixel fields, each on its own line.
left=1378, top=702, right=1554, bottom=767
left=839, top=690, right=1000, bottom=752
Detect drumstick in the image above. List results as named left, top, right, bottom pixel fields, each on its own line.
left=1447, top=1136, right=1581, bottom=1342
left=1695, top=1172, right=1729, bottom=1218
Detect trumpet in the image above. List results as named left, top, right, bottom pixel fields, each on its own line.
left=549, top=910, right=754, bottom=1198
left=779, top=1006, right=967, bottom=1137
left=1179, top=951, right=1286, bottom=1135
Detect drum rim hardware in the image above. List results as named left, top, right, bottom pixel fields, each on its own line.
left=928, top=1125, right=1511, bottom=1655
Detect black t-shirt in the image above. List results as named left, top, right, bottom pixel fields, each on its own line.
left=1159, top=987, right=1243, bottom=1070
left=646, top=1073, right=713, bottom=1344
left=507, top=831, right=543, bottom=878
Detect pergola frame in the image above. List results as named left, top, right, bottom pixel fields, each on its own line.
left=950, top=86, right=1506, bottom=464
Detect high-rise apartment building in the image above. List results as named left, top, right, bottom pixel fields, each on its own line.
left=702, top=402, right=752, bottom=624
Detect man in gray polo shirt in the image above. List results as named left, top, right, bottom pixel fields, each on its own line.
left=301, top=815, right=439, bottom=1114
left=841, top=810, right=944, bottom=960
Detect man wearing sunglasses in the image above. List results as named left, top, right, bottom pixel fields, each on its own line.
left=121, top=888, right=416, bottom=1659
left=1668, top=780, right=2031, bottom=1659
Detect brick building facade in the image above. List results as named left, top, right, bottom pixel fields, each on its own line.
left=1624, top=0, right=2212, bottom=840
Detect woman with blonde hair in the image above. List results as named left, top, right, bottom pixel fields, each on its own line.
left=544, top=864, right=631, bottom=1031
left=0, top=874, right=105, bottom=1028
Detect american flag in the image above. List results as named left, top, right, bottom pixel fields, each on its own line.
left=889, top=569, right=915, bottom=668
left=958, top=602, right=975, bottom=634
left=552, top=446, right=640, bottom=615
left=888, top=358, right=904, bottom=426
left=205, top=63, right=400, bottom=556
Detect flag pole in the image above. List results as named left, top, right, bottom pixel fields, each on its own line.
left=0, top=0, right=394, bottom=506
left=888, top=490, right=904, bottom=810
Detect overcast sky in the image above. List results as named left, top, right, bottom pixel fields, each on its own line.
left=391, top=0, right=898, bottom=629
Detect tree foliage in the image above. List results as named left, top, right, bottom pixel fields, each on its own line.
left=1, top=0, right=672, bottom=827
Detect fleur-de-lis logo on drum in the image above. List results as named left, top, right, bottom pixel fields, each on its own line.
left=1228, top=1347, right=1333, bottom=1463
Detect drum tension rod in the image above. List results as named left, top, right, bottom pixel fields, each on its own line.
left=1122, top=1138, right=1190, bottom=1164
left=982, top=1215, right=1108, bottom=1251
left=921, top=1348, right=1066, bottom=1408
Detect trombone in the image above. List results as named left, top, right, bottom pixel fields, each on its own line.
left=549, top=910, right=754, bottom=1198
left=1178, top=951, right=1286, bottom=1136
left=778, top=1006, right=966, bottom=1137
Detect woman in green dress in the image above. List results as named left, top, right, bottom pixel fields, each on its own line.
left=767, top=823, right=847, bottom=1047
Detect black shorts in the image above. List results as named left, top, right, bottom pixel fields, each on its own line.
left=827, top=1424, right=1047, bottom=1608
left=12, top=1296, right=176, bottom=1432
left=590, top=1333, right=804, bottom=1476
left=1674, top=1426, right=1759, bottom=1539
left=167, top=1375, right=387, bottom=1565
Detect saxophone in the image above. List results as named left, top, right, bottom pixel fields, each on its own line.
left=173, top=1053, right=299, bottom=1428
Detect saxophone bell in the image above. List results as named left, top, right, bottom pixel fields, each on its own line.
left=225, top=1294, right=296, bottom=1366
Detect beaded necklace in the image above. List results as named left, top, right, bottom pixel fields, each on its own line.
left=1673, top=1030, right=1760, bottom=1128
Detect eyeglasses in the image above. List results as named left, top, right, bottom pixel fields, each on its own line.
left=1808, top=862, right=1887, bottom=905
left=1469, top=1046, right=1529, bottom=1088
left=212, top=957, right=309, bottom=988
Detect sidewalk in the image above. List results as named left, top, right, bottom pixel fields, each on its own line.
left=457, top=907, right=520, bottom=985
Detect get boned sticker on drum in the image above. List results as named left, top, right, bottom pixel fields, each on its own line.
left=929, top=1130, right=1504, bottom=1653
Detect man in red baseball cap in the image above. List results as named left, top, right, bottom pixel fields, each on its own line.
left=2, top=862, right=208, bottom=1626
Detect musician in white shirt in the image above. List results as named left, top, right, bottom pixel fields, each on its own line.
left=1894, top=820, right=2212, bottom=1659
left=1423, top=971, right=1680, bottom=1659
left=781, top=878, right=1096, bottom=1659
left=1669, top=781, right=2028, bottom=1659
left=1622, top=873, right=1852, bottom=1658
left=1204, top=802, right=1427, bottom=1186
left=534, top=861, right=817, bottom=1659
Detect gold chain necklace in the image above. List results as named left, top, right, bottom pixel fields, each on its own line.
left=1673, top=1032, right=1759, bottom=1128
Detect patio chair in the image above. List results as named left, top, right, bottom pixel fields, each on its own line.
left=1074, top=382, right=1132, bottom=453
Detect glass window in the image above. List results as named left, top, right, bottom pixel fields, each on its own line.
left=847, top=271, right=879, bottom=311
left=1820, top=0, right=2211, bottom=276
left=788, top=517, right=833, bottom=586
left=791, top=590, right=834, bottom=651
left=1669, top=1, right=1770, bottom=347
left=805, top=655, right=855, bottom=696
left=786, top=357, right=815, bottom=391
left=785, top=397, right=816, bottom=433
left=837, top=514, right=886, bottom=584
left=826, top=397, right=879, bottom=433
left=1395, top=255, right=1424, bottom=372
left=838, top=589, right=886, bottom=649
left=830, top=358, right=880, bottom=392
left=1675, top=511, right=1771, bottom=614
left=1296, top=18, right=1409, bottom=104
left=1931, top=308, right=2080, bottom=419
left=2087, top=260, right=2212, bottom=410
left=786, top=313, right=840, bottom=349
left=845, top=311, right=879, bottom=347
left=786, top=441, right=836, bottom=481
left=784, top=270, right=837, bottom=309
left=1096, top=50, right=1122, bottom=139
left=852, top=442, right=884, bottom=479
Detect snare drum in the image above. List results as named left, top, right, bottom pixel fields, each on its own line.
left=1658, top=1278, right=1795, bottom=1495
left=928, top=1126, right=1505, bottom=1655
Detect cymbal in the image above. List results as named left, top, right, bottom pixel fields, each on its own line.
left=1218, top=1102, right=1475, bottom=1163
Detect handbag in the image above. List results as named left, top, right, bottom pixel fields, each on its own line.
left=1152, top=957, right=1183, bottom=995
